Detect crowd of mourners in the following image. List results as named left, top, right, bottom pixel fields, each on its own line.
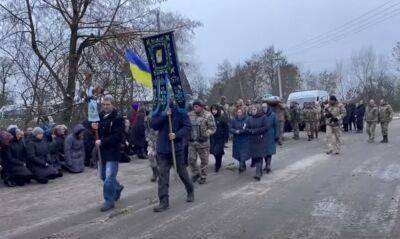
left=0, top=93, right=395, bottom=213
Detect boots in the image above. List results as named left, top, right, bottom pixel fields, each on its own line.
left=186, top=191, right=194, bottom=203
left=308, top=135, right=312, bottom=141
left=153, top=200, right=169, bottom=212
left=264, top=157, right=272, bottom=174
left=315, top=131, right=319, bottom=139
left=150, top=167, right=158, bottom=182
left=381, top=135, right=388, bottom=143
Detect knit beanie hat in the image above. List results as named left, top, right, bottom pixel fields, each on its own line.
left=32, top=127, right=44, bottom=136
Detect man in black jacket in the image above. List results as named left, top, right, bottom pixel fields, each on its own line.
left=92, top=95, right=125, bottom=212
left=151, top=103, right=194, bottom=212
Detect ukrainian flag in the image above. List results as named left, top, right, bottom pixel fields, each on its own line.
left=125, top=49, right=153, bottom=89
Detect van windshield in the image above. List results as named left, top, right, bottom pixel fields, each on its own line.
left=288, top=97, right=316, bottom=106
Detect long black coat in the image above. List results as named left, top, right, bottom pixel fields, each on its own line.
left=355, top=104, right=365, bottom=122
left=246, top=113, right=268, bottom=158
left=130, top=111, right=146, bottom=148
left=98, top=109, right=124, bottom=162
left=1, top=140, right=32, bottom=178
left=210, top=114, right=229, bottom=156
left=49, top=136, right=65, bottom=170
left=26, top=137, right=59, bottom=179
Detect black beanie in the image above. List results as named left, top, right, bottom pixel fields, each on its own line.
left=329, top=95, right=337, bottom=102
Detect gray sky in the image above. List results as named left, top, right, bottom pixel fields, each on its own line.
left=161, top=0, right=400, bottom=78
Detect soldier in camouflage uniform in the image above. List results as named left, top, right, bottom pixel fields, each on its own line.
left=378, top=99, right=393, bottom=143
left=289, top=101, right=300, bottom=140
left=365, top=99, right=379, bottom=143
left=324, top=95, right=346, bottom=155
left=302, top=102, right=317, bottom=141
left=314, top=101, right=322, bottom=139
left=145, top=116, right=158, bottom=182
left=188, top=100, right=217, bottom=184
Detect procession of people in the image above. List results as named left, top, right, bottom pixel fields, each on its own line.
left=0, top=93, right=395, bottom=213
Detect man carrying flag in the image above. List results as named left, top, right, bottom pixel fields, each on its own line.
left=151, top=99, right=194, bottom=212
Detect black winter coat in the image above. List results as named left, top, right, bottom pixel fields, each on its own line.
left=355, top=104, right=365, bottom=121
left=210, top=114, right=229, bottom=156
left=151, top=108, right=191, bottom=155
left=246, top=113, right=268, bottom=158
left=26, top=137, right=59, bottom=179
left=49, top=136, right=65, bottom=170
left=1, top=140, right=32, bottom=178
left=98, top=109, right=124, bottom=162
left=130, top=111, right=146, bottom=148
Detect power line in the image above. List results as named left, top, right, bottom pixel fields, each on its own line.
left=287, top=7, right=400, bottom=56
left=285, top=0, right=400, bottom=52
left=285, top=0, right=400, bottom=55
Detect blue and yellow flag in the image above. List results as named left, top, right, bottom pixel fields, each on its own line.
left=125, top=49, right=153, bottom=89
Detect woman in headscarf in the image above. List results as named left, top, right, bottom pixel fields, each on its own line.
left=210, top=104, right=229, bottom=172
left=229, top=107, right=249, bottom=173
left=49, top=125, right=67, bottom=173
left=63, top=124, right=86, bottom=173
left=1, top=130, right=33, bottom=186
left=245, top=104, right=268, bottom=181
left=26, top=127, right=61, bottom=184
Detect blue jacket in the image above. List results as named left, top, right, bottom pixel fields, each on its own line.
left=246, top=113, right=268, bottom=158
left=264, top=108, right=280, bottom=156
left=229, top=116, right=249, bottom=161
left=151, top=109, right=191, bottom=154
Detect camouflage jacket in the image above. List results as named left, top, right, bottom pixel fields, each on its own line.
left=379, top=104, right=393, bottom=122
left=188, top=110, right=216, bottom=147
left=302, top=108, right=317, bottom=122
left=314, top=104, right=322, bottom=121
left=365, top=106, right=379, bottom=123
left=324, top=103, right=346, bottom=127
left=289, top=106, right=301, bottom=122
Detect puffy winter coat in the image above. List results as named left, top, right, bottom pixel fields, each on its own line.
left=64, top=124, right=86, bottom=173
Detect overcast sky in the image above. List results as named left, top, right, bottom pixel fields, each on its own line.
left=161, top=0, right=400, bottom=79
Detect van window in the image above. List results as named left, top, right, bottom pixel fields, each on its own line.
left=289, top=97, right=316, bottom=106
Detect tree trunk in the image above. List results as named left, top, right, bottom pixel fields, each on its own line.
left=63, top=25, right=80, bottom=124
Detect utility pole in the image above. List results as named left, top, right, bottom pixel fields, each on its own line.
left=277, top=65, right=283, bottom=99
left=156, top=10, right=161, bottom=32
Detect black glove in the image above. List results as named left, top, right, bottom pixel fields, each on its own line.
left=332, top=117, right=339, bottom=123
left=325, top=112, right=333, bottom=118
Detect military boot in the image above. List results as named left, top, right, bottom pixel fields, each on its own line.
left=308, top=135, right=312, bottom=141
left=381, top=135, right=388, bottom=143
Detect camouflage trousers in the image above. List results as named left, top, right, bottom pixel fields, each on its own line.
left=314, top=121, right=320, bottom=135
left=366, top=122, right=377, bottom=140
left=291, top=121, right=299, bottom=138
left=188, top=144, right=210, bottom=180
left=148, top=148, right=157, bottom=168
left=380, top=121, right=389, bottom=136
left=279, top=121, right=285, bottom=141
left=305, top=122, right=315, bottom=136
left=326, top=126, right=341, bottom=153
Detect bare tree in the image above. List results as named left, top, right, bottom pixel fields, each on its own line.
left=0, top=0, right=201, bottom=124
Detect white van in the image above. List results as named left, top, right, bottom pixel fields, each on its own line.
left=287, top=90, right=329, bottom=108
